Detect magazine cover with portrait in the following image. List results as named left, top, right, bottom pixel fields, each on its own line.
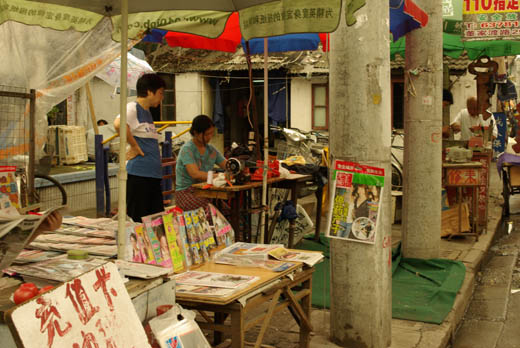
left=326, top=160, right=384, bottom=244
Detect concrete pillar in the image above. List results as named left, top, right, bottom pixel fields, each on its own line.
left=401, top=0, right=443, bottom=259
left=328, top=1, right=392, bottom=346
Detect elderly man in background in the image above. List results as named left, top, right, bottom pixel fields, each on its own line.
left=450, top=96, right=497, bottom=141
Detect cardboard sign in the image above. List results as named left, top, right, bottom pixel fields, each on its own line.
left=7, top=262, right=151, bottom=348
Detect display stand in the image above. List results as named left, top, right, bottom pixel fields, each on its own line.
left=442, top=161, right=483, bottom=240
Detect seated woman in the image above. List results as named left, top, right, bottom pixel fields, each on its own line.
left=175, top=115, right=227, bottom=211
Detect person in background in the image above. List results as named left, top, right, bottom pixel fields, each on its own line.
left=175, top=115, right=227, bottom=211
left=114, top=73, right=165, bottom=222
left=450, top=96, right=487, bottom=141
left=97, top=119, right=108, bottom=126
left=442, top=89, right=454, bottom=138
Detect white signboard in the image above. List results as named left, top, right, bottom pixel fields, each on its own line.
left=7, top=262, right=151, bottom=348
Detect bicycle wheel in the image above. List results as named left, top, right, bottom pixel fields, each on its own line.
left=391, top=164, right=403, bottom=191
left=34, top=174, right=67, bottom=207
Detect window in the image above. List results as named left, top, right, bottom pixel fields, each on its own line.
left=158, top=72, right=176, bottom=121
left=312, top=84, right=328, bottom=130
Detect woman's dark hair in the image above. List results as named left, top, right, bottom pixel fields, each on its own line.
left=136, top=73, right=166, bottom=97
left=190, top=115, right=215, bottom=136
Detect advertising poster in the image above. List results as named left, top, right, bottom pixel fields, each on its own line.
left=326, top=160, right=384, bottom=244
left=462, top=1, right=520, bottom=41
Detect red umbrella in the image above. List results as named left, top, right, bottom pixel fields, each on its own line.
left=161, top=12, right=330, bottom=53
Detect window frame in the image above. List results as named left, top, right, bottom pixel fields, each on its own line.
left=312, top=83, right=329, bottom=130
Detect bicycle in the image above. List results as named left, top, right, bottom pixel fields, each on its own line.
left=391, top=129, right=404, bottom=191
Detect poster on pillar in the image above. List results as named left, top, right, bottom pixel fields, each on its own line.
left=325, top=160, right=384, bottom=244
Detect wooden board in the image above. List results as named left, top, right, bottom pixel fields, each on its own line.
left=5, top=262, right=151, bottom=348
left=175, top=262, right=302, bottom=306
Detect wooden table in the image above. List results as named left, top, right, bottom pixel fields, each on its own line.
left=175, top=262, right=314, bottom=348
left=443, top=161, right=483, bottom=240
left=192, top=174, right=318, bottom=247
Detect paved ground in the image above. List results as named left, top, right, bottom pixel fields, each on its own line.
left=451, top=189, right=520, bottom=348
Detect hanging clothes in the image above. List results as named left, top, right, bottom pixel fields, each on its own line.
left=268, top=79, right=287, bottom=125
left=212, top=78, right=225, bottom=133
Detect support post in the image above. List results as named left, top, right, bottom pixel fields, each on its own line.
left=162, top=131, right=173, bottom=203
left=95, top=134, right=105, bottom=217
left=329, top=1, right=392, bottom=346
left=402, top=0, right=443, bottom=259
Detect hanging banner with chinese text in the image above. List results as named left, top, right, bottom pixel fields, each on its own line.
left=462, top=0, right=520, bottom=41
left=326, top=160, right=384, bottom=244
left=6, top=262, right=151, bottom=348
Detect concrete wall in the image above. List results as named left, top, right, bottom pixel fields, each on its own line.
left=173, top=73, right=223, bottom=153
left=290, top=76, right=328, bottom=132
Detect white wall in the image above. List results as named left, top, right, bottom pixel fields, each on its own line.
left=173, top=73, right=223, bottom=152
left=290, top=76, right=328, bottom=132
left=87, top=78, right=136, bottom=129
left=448, top=72, right=478, bottom=124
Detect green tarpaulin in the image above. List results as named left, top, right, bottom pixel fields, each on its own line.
left=391, top=32, right=520, bottom=60
left=297, top=237, right=466, bottom=324
left=392, top=243, right=466, bottom=324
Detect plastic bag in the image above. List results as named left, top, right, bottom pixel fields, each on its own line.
left=149, top=304, right=211, bottom=348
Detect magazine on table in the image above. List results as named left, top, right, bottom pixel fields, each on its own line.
left=175, top=284, right=239, bottom=297
left=183, top=211, right=203, bottom=265
left=12, top=249, right=63, bottom=264
left=173, top=211, right=193, bottom=267
left=27, top=242, right=117, bottom=257
left=218, top=242, right=284, bottom=258
left=268, top=247, right=324, bottom=267
left=135, top=223, right=156, bottom=264
left=188, top=210, right=211, bottom=261
left=208, top=203, right=234, bottom=246
left=6, top=256, right=107, bottom=283
left=114, top=259, right=171, bottom=279
left=325, top=160, right=384, bottom=244
left=213, top=253, right=295, bottom=272
left=0, top=204, right=66, bottom=270
left=173, top=271, right=259, bottom=289
left=162, top=212, right=186, bottom=273
left=142, top=214, right=165, bottom=266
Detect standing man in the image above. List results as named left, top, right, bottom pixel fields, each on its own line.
left=114, top=73, right=165, bottom=222
left=450, top=96, right=487, bottom=141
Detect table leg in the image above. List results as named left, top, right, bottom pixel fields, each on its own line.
left=299, top=276, right=312, bottom=348
left=231, top=193, right=241, bottom=241
left=214, top=312, right=226, bottom=345
left=287, top=184, right=299, bottom=248
left=473, top=185, right=479, bottom=241
left=314, top=186, right=323, bottom=241
left=231, top=307, right=244, bottom=348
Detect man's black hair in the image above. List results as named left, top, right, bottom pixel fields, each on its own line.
left=97, top=119, right=108, bottom=126
left=190, top=115, right=214, bottom=136
left=136, top=73, right=166, bottom=98
left=443, top=89, right=453, bottom=105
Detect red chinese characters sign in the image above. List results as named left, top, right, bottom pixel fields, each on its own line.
left=446, top=168, right=482, bottom=186
left=463, top=0, right=520, bottom=40
left=7, top=262, right=150, bottom=348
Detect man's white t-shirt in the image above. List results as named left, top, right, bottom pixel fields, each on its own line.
left=451, top=109, right=496, bottom=141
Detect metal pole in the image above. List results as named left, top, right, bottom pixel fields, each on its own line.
left=260, top=38, right=268, bottom=243
left=117, top=0, right=128, bottom=260
left=28, top=89, right=36, bottom=204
